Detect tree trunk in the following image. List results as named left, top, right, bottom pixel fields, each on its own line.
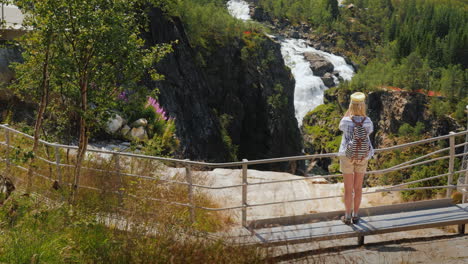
left=71, top=75, right=88, bottom=203
left=27, top=41, right=51, bottom=193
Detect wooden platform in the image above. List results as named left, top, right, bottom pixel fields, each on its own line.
left=247, top=199, right=468, bottom=246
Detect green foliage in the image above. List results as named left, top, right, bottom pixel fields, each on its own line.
left=302, top=103, right=343, bottom=154
left=0, top=194, right=266, bottom=263
left=398, top=122, right=425, bottom=138
left=257, top=0, right=339, bottom=25
left=163, top=0, right=262, bottom=51
left=267, top=84, right=288, bottom=110
left=401, top=160, right=449, bottom=201
left=9, top=0, right=172, bottom=142
left=398, top=123, right=414, bottom=137
left=140, top=97, right=180, bottom=157
left=219, top=113, right=238, bottom=161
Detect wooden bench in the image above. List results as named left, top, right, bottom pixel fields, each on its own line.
left=247, top=199, right=468, bottom=246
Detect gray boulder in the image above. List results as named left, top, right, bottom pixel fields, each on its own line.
left=121, top=125, right=131, bottom=137
left=131, top=118, right=148, bottom=128
left=321, top=73, right=336, bottom=88
left=303, top=52, right=334, bottom=76
left=105, top=114, right=125, bottom=134
left=130, top=127, right=148, bottom=141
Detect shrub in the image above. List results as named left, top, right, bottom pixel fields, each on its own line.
left=398, top=123, right=414, bottom=137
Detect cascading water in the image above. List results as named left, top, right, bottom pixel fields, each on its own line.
left=227, top=0, right=251, bottom=21
left=281, top=38, right=355, bottom=123
left=226, top=0, right=355, bottom=124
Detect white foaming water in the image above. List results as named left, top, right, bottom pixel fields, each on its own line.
left=280, top=38, right=327, bottom=124
left=227, top=0, right=251, bottom=20
left=280, top=38, right=355, bottom=124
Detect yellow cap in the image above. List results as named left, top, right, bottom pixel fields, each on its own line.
left=351, top=92, right=365, bottom=103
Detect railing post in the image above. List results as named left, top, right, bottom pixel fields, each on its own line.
left=242, top=159, right=248, bottom=228
left=5, top=127, right=10, bottom=176
left=54, top=146, right=62, bottom=186
left=115, top=153, right=124, bottom=206
left=185, top=159, right=195, bottom=224
left=447, top=132, right=456, bottom=198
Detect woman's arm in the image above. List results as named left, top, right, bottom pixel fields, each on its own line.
left=339, top=118, right=347, bottom=132
left=364, top=119, right=374, bottom=134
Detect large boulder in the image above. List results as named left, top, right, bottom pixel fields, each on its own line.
left=131, top=118, right=148, bottom=128
left=130, top=127, right=148, bottom=141
left=105, top=114, right=125, bottom=134
left=321, top=72, right=336, bottom=88
left=303, top=52, right=334, bottom=76
left=121, top=125, right=131, bottom=137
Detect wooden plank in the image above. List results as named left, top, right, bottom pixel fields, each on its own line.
left=249, top=198, right=454, bottom=229
left=253, top=204, right=468, bottom=246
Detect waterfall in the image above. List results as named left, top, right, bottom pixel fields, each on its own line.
left=227, top=0, right=251, bottom=21
left=280, top=38, right=327, bottom=124
left=226, top=0, right=355, bottom=124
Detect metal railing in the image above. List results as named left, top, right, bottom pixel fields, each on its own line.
left=0, top=124, right=467, bottom=227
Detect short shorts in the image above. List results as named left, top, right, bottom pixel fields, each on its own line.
left=339, top=156, right=368, bottom=174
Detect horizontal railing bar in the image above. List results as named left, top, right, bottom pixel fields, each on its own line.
left=36, top=155, right=58, bottom=165
left=247, top=184, right=457, bottom=208
left=368, top=155, right=450, bottom=174
left=246, top=174, right=342, bottom=186
left=1, top=124, right=467, bottom=168
left=375, top=185, right=456, bottom=192
left=192, top=183, right=244, bottom=190
left=6, top=161, right=55, bottom=182
left=381, top=172, right=451, bottom=189
left=388, top=147, right=449, bottom=170
left=374, top=130, right=468, bottom=153
left=455, top=141, right=468, bottom=148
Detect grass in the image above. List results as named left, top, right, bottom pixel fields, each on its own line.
left=0, top=126, right=268, bottom=263
left=0, top=194, right=267, bottom=263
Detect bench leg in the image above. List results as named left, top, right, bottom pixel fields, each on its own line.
left=358, top=235, right=365, bottom=246
left=458, top=224, right=465, bottom=235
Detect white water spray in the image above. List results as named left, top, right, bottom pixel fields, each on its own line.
left=227, top=0, right=251, bottom=21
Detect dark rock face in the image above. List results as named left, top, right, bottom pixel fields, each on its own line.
left=144, top=8, right=230, bottom=162
left=144, top=8, right=303, bottom=171
left=321, top=73, right=335, bottom=87
left=367, top=91, right=461, bottom=147
left=303, top=52, right=334, bottom=77
left=0, top=46, right=22, bottom=83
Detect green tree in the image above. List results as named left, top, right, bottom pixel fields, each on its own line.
left=11, top=0, right=171, bottom=199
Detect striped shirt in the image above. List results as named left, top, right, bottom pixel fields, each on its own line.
left=338, top=116, right=375, bottom=160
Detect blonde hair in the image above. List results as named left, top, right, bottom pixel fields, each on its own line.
left=345, top=101, right=367, bottom=117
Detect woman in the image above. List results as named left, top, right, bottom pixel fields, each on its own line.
left=338, top=92, right=374, bottom=225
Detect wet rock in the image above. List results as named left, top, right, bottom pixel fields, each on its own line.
left=321, top=72, right=335, bottom=87
left=303, top=52, right=334, bottom=76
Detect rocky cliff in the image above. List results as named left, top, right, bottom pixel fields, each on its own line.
left=302, top=89, right=463, bottom=174
left=143, top=8, right=303, bottom=171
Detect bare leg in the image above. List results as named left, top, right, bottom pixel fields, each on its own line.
left=353, top=173, right=365, bottom=214
left=343, top=173, right=354, bottom=216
